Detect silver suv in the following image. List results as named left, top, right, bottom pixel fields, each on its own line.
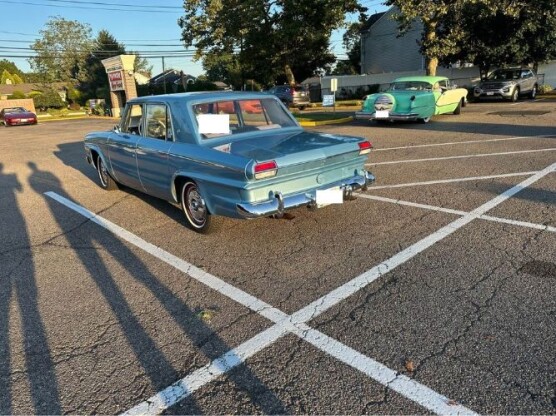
left=474, top=68, right=538, bottom=102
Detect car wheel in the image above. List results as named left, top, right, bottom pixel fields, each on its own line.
left=418, top=117, right=431, bottom=123
left=453, top=99, right=463, bottom=115
left=529, top=85, right=537, bottom=99
left=511, top=87, right=519, bottom=102
left=96, top=157, right=118, bottom=190
left=181, top=181, right=213, bottom=233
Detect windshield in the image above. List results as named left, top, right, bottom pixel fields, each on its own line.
left=4, top=107, right=27, bottom=113
left=193, top=97, right=298, bottom=139
left=487, top=69, right=520, bottom=81
left=389, top=81, right=432, bottom=91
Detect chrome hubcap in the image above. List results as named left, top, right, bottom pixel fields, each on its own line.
left=186, top=187, right=206, bottom=225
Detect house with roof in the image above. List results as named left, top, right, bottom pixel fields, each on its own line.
left=360, top=8, right=424, bottom=74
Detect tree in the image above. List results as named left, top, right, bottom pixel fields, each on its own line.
left=80, top=30, right=125, bottom=101
left=30, top=16, right=93, bottom=83
left=0, top=60, right=25, bottom=82
left=33, top=89, right=65, bottom=111
left=1, top=69, right=11, bottom=84
left=178, top=0, right=364, bottom=88
left=442, top=0, right=556, bottom=77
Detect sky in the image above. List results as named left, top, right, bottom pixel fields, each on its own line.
left=0, top=0, right=387, bottom=79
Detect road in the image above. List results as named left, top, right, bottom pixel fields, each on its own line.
left=0, top=98, right=555, bottom=414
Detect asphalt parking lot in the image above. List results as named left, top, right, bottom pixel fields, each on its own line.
left=0, top=98, right=555, bottom=414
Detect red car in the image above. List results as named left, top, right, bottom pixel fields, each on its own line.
left=0, top=107, right=38, bottom=127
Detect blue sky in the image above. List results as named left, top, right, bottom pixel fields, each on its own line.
left=0, top=0, right=386, bottom=78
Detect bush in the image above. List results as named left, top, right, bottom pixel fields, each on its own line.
left=33, top=89, right=65, bottom=111
left=8, top=90, right=26, bottom=99
left=68, top=102, right=81, bottom=111
left=538, top=84, right=553, bottom=94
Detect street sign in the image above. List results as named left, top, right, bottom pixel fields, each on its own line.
left=322, top=95, right=335, bottom=107
left=330, top=78, right=338, bottom=92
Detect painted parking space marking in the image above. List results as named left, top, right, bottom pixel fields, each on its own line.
left=366, top=148, right=556, bottom=166
left=46, top=191, right=475, bottom=415
left=368, top=171, right=539, bottom=190
left=374, top=135, right=556, bottom=152
left=359, top=194, right=556, bottom=234
left=46, top=162, right=555, bottom=415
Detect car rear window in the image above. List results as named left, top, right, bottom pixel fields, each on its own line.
left=193, top=98, right=297, bottom=139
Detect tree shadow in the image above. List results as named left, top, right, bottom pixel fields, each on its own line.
left=28, top=161, right=286, bottom=414
left=0, top=163, right=61, bottom=415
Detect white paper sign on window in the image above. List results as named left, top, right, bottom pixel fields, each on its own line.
left=197, top=114, right=230, bottom=134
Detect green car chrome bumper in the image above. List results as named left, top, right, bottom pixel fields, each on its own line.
left=236, top=171, right=376, bottom=219
left=355, top=111, right=420, bottom=121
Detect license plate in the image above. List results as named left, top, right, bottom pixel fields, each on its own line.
left=375, top=110, right=389, bottom=118
left=20, top=118, right=28, bottom=122
left=486, top=92, right=494, bottom=96
left=316, top=187, right=343, bottom=207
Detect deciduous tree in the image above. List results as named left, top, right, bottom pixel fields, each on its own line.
left=30, top=16, right=94, bottom=83
left=178, top=0, right=364, bottom=88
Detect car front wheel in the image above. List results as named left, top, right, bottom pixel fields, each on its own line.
left=180, top=181, right=213, bottom=233
left=511, top=87, right=519, bottom=102
left=96, top=157, right=118, bottom=190
left=529, top=85, right=537, bottom=99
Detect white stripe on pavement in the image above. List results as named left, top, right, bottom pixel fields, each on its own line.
left=367, top=171, right=539, bottom=190
left=366, top=148, right=556, bottom=166
left=47, top=162, right=555, bottom=415
left=373, top=135, right=556, bottom=152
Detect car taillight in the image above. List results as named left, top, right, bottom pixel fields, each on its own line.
left=358, top=141, right=372, bottom=155
left=254, top=160, right=278, bottom=179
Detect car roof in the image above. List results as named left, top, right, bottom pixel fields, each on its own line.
left=393, top=76, right=449, bottom=83
left=127, top=91, right=274, bottom=105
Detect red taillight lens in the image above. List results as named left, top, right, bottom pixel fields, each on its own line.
left=254, top=160, right=278, bottom=179
left=358, top=141, right=372, bottom=155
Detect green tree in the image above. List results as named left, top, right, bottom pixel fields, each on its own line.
left=81, top=30, right=125, bottom=101
left=0, top=60, right=25, bottom=82
left=11, top=73, right=24, bottom=84
left=1, top=69, right=11, bottom=84
left=9, top=90, right=26, bottom=99
left=384, top=0, right=521, bottom=76
left=30, top=16, right=94, bottom=83
left=179, top=0, right=364, bottom=88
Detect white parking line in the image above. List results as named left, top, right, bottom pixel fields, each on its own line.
left=46, top=163, right=555, bottom=415
left=368, top=171, right=539, bottom=190
left=359, top=194, right=556, bottom=234
left=366, top=148, right=556, bottom=166
left=374, top=135, right=556, bottom=152
left=47, top=191, right=476, bottom=415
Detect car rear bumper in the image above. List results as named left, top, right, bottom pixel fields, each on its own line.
left=355, top=111, right=419, bottom=121
left=5, top=118, right=37, bottom=126
left=236, top=171, right=375, bottom=218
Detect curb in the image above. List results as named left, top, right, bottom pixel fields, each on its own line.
left=298, top=116, right=354, bottom=127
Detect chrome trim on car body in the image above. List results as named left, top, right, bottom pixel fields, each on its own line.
left=236, top=171, right=375, bottom=218
left=355, top=111, right=420, bottom=121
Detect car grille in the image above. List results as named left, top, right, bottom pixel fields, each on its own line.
left=482, top=83, right=505, bottom=90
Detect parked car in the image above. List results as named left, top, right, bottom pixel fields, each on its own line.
left=355, top=76, right=468, bottom=124
left=84, top=92, right=375, bottom=233
left=266, top=84, right=310, bottom=110
left=473, top=68, right=538, bottom=102
left=0, top=107, right=38, bottom=127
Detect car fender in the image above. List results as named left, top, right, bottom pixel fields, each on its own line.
left=85, top=143, right=110, bottom=171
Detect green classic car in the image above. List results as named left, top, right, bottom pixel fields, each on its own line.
left=355, top=76, right=468, bottom=123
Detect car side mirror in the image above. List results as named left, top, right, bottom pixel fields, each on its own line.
left=113, top=125, right=121, bottom=133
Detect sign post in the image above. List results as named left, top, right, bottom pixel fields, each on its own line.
left=330, top=78, right=338, bottom=112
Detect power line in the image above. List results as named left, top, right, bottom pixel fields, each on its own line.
left=0, top=0, right=180, bottom=13
left=40, top=0, right=182, bottom=9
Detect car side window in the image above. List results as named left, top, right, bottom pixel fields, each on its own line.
left=145, top=104, right=171, bottom=140
left=121, top=104, right=143, bottom=135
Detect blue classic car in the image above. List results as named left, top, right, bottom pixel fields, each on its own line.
left=84, top=92, right=375, bottom=232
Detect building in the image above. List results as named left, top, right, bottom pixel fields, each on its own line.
left=360, top=8, right=424, bottom=74
left=149, top=70, right=196, bottom=92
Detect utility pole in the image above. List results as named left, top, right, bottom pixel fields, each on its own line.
left=162, top=56, right=166, bottom=94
